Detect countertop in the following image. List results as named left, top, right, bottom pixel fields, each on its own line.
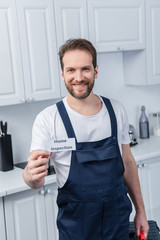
left=130, top=135, right=160, bottom=161
left=0, top=168, right=56, bottom=197
left=0, top=135, right=159, bottom=197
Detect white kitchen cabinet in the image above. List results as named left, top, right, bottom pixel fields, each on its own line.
left=44, top=183, right=58, bottom=240
left=140, top=156, right=160, bottom=227
left=130, top=157, right=160, bottom=227
left=87, top=0, right=145, bottom=52
left=53, top=0, right=89, bottom=97
left=123, top=0, right=160, bottom=85
left=4, top=183, right=58, bottom=240
left=15, top=0, right=61, bottom=102
left=0, top=198, right=6, bottom=240
left=0, top=0, right=25, bottom=106
left=0, top=0, right=61, bottom=107
left=54, top=0, right=88, bottom=46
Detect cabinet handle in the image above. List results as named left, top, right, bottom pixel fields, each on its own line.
left=20, top=98, right=25, bottom=103
left=137, top=163, right=142, bottom=168
left=117, top=46, right=123, bottom=51
left=142, top=163, right=147, bottom=168
left=47, top=189, right=51, bottom=194
left=26, top=97, right=33, bottom=102
left=40, top=190, right=45, bottom=195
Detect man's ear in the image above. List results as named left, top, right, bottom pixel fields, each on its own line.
left=61, top=71, right=64, bottom=81
left=95, top=65, right=98, bottom=79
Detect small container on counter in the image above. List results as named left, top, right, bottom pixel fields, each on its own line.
left=152, top=112, right=160, bottom=136
left=139, top=106, right=150, bottom=139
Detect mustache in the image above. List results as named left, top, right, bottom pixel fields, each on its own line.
left=72, top=80, right=88, bottom=85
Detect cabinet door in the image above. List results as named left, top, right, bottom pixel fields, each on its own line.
left=44, top=183, right=58, bottom=240
left=54, top=0, right=88, bottom=46
left=53, top=0, right=88, bottom=97
left=16, top=0, right=61, bottom=102
left=146, top=0, right=160, bottom=85
left=123, top=0, right=160, bottom=86
left=4, top=188, right=48, bottom=240
left=0, top=0, right=25, bottom=106
left=0, top=198, right=6, bottom=240
left=141, top=157, right=160, bottom=227
left=87, top=0, right=145, bottom=52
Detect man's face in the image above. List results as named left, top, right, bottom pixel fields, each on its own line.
left=61, top=50, right=98, bottom=99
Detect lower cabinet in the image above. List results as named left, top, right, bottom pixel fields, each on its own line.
left=0, top=197, right=6, bottom=240
left=4, top=183, right=58, bottom=240
left=130, top=156, right=160, bottom=227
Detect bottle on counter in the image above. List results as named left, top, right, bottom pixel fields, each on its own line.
left=152, top=112, right=160, bottom=136
left=139, top=106, right=150, bottom=139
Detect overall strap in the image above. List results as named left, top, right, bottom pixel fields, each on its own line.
left=101, top=96, right=118, bottom=138
left=56, top=100, right=77, bottom=142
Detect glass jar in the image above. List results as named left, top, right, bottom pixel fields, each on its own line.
left=153, top=112, right=160, bottom=136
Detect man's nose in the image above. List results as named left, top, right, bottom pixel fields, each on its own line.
left=75, top=71, right=83, bottom=81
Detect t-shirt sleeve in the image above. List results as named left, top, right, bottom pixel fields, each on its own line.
left=120, top=104, right=130, bottom=145
left=110, top=98, right=130, bottom=145
left=30, top=113, right=51, bottom=152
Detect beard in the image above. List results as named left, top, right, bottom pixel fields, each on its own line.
left=64, top=79, right=95, bottom=99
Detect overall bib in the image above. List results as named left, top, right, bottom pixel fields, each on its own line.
left=56, top=97, right=132, bottom=240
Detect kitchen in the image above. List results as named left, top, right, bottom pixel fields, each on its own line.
left=0, top=0, right=160, bottom=239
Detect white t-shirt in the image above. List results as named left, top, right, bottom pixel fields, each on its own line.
left=30, top=96, right=130, bottom=187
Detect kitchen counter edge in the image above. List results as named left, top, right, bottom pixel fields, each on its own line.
left=0, top=168, right=57, bottom=197
left=0, top=136, right=160, bottom=197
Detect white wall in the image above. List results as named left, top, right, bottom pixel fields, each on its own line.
left=0, top=52, right=160, bottom=164
left=96, top=52, right=160, bottom=134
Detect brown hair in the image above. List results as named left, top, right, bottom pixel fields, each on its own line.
left=58, top=38, right=97, bottom=70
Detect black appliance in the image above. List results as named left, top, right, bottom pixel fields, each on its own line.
left=0, top=121, right=13, bottom=171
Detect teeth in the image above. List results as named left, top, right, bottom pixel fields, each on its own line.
left=73, top=83, right=86, bottom=86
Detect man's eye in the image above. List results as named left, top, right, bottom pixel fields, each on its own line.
left=83, top=68, right=90, bottom=71
left=67, top=69, right=74, bottom=72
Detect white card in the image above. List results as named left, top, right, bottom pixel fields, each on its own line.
left=49, top=138, right=76, bottom=152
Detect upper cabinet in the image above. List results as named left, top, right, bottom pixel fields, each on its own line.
left=1, top=0, right=159, bottom=105
left=54, top=0, right=145, bottom=53
left=54, top=0, right=89, bottom=97
left=16, top=0, right=61, bottom=102
left=0, top=0, right=25, bottom=106
left=146, top=0, right=160, bottom=85
left=54, top=0, right=89, bottom=48
left=87, top=0, right=145, bottom=52
left=0, top=0, right=61, bottom=107
left=123, top=0, right=160, bottom=85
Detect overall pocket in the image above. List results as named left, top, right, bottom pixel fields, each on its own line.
left=76, top=144, right=124, bottom=190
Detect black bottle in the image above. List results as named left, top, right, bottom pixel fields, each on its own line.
left=139, top=106, right=149, bottom=139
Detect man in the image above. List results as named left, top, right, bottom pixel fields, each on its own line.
left=23, top=38, right=149, bottom=240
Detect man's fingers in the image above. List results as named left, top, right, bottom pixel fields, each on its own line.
left=28, top=157, right=49, bottom=169
left=30, top=163, right=48, bottom=175
left=28, top=150, right=51, bottom=161
left=26, top=150, right=51, bottom=182
left=31, top=170, right=48, bottom=181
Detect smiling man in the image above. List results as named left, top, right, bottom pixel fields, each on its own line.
left=23, top=39, right=149, bottom=240
left=62, top=49, right=97, bottom=100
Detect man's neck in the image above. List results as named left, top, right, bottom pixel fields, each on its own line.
left=66, top=93, right=102, bottom=116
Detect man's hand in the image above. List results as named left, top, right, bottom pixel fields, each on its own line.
left=23, top=150, right=51, bottom=189
left=134, top=211, right=149, bottom=239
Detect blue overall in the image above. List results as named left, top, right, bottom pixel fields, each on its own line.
left=56, top=97, right=132, bottom=240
